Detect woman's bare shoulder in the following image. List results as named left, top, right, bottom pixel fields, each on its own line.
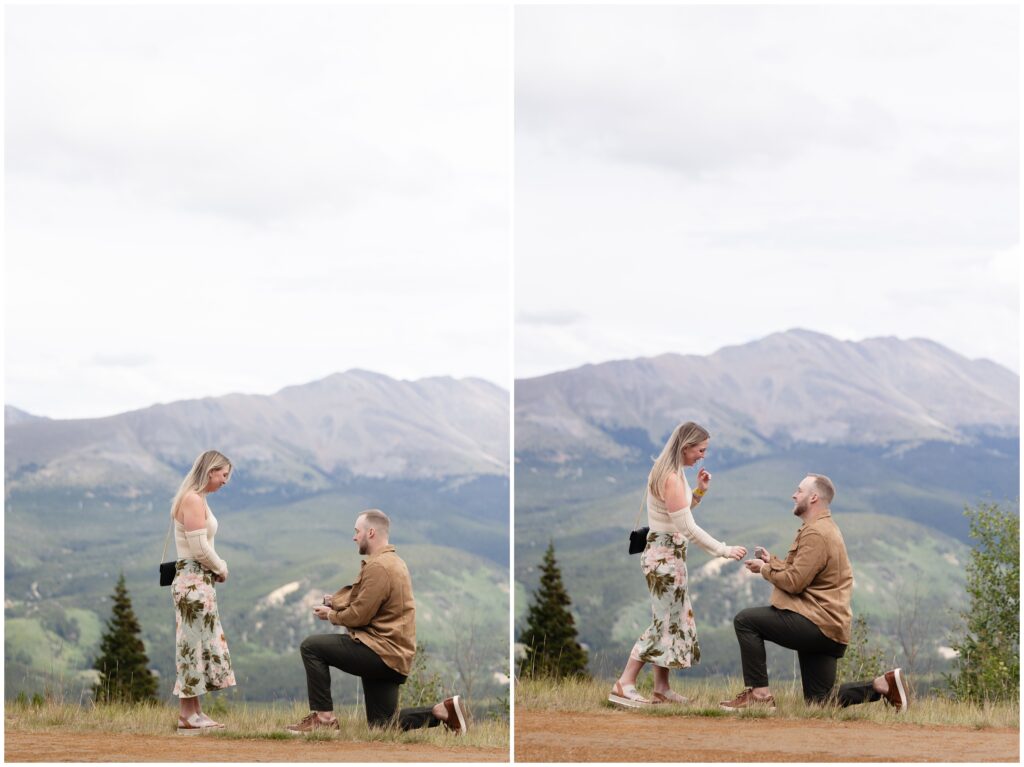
left=176, top=491, right=205, bottom=521
left=662, top=472, right=684, bottom=490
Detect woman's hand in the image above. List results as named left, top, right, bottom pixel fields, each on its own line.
left=724, top=545, right=746, bottom=561
left=697, top=467, right=712, bottom=491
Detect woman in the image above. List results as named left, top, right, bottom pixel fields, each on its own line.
left=609, top=422, right=746, bottom=707
left=170, top=450, right=237, bottom=734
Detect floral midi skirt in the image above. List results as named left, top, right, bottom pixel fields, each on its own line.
left=171, top=560, right=236, bottom=697
left=630, top=530, right=701, bottom=669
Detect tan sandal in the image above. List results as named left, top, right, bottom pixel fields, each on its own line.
left=608, top=680, right=651, bottom=708
left=196, top=713, right=225, bottom=729
left=177, top=714, right=209, bottom=735
left=651, top=689, right=689, bottom=705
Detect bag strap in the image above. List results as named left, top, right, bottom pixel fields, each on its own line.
left=160, top=520, right=173, bottom=563
left=632, top=487, right=648, bottom=530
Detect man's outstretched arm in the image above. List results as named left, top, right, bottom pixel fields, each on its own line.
left=760, top=530, right=827, bottom=594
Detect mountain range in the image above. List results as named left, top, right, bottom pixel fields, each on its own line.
left=515, top=329, right=1018, bottom=463
left=6, top=370, right=509, bottom=497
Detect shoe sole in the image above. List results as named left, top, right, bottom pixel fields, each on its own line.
left=450, top=694, right=468, bottom=735
left=608, top=693, right=649, bottom=708
left=719, top=703, right=776, bottom=712
left=284, top=727, right=338, bottom=736
left=176, top=727, right=210, bottom=735
left=892, top=668, right=908, bottom=713
left=651, top=694, right=689, bottom=705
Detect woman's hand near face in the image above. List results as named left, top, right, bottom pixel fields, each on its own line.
left=697, top=467, right=712, bottom=491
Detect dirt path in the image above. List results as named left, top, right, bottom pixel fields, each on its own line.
left=5, top=730, right=507, bottom=762
left=515, top=710, right=1019, bottom=762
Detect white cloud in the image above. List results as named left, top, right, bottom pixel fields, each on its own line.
left=5, top=5, right=511, bottom=418
left=515, top=5, right=1019, bottom=378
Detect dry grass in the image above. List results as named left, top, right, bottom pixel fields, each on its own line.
left=5, top=698, right=509, bottom=749
left=516, top=676, right=1020, bottom=729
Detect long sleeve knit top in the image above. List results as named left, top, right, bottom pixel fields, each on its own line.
left=647, top=471, right=730, bottom=558
left=173, top=501, right=228, bottom=576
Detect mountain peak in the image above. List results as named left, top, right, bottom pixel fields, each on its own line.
left=4, top=405, right=48, bottom=425
left=6, top=370, right=510, bottom=494
left=516, top=331, right=1018, bottom=461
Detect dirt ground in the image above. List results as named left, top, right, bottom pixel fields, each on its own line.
left=515, top=710, right=1019, bottom=762
left=4, top=730, right=508, bottom=762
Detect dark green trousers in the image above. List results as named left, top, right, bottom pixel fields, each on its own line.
left=299, top=633, right=440, bottom=730
left=733, top=606, right=883, bottom=706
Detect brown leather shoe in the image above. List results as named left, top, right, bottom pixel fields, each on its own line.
left=442, top=695, right=468, bottom=735
left=720, top=687, right=776, bottom=711
left=285, top=711, right=340, bottom=735
left=881, top=668, right=909, bottom=712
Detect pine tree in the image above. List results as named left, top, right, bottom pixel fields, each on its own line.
left=92, top=573, right=158, bottom=704
left=519, top=540, right=589, bottom=678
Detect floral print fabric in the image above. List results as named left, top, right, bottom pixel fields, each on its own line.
left=172, top=560, right=236, bottom=697
left=630, top=531, right=701, bottom=668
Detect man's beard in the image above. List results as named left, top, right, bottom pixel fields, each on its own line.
left=358, top=540, right=369, bottom=555
left=793, top=499, right=809, bottom=517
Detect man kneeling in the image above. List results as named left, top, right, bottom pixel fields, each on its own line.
left=722, top=475, right=908, bottom=713
left=287, top=509, right=468, bottom=735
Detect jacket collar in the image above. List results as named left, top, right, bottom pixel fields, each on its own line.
left=802, top=509, right=832, bottom=528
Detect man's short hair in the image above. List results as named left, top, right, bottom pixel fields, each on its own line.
left=807, top=474, right=836, bottom=505
left=359, top=508, right=391, bottom=535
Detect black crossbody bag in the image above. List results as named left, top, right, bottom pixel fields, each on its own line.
left=628, top=488, right=649, bottom=555
left=159, top=522, right=176, bottom=586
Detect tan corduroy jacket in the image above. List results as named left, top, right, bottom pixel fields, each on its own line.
left=761, top=511, right=853, bottom=645
left=328, top=545, right=416, bottom=676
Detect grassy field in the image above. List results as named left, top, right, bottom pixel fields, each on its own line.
left=5, top=698, right=509, bottom=749
left=516, top=676, right=1020, bottom=729
left=6, top=479, right=510, bottom=702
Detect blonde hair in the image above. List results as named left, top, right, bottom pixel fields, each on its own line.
left=358, top=508, right=391, bottom=536
left=807, top=474, right=836, bottom=505
left=170, top=450, right=232, bottom=518
left=648, top=421, right=710, bottom=499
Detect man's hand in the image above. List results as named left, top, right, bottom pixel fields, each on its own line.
left=313, top=605, right=332, bottom=621
left=744, top=558, right=765, bottom=574
left=754, top=546, right=770, bottom=562
left=322, top=593, right=334, bottom=607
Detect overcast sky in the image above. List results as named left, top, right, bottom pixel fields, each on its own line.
left=515, top=5, right=1019, bottom=379
left=6, top=5, right=511, bottom=419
